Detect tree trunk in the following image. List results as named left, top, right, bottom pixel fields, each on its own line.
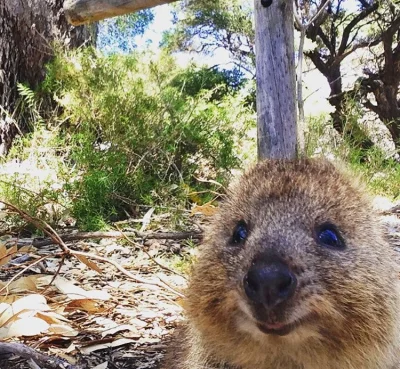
left=254, top=0, right=297, bottom=160
left=306, top=53, right=374, bottom=151
left=0, top=0, right=91, bottom=155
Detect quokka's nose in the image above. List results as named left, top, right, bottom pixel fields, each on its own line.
left=244, top=261, right=297, bottom=308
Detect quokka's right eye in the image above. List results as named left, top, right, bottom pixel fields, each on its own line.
left=232, top=220, right=248, bottom=244
left=316, top=222, right=346, bottom=251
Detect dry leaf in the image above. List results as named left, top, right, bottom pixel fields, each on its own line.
left=8, top=275, right=42, bottom=293
left=36, top=311, right=68, bottom=324
left=75, top=254, right=102, bottom=273
left=140, top=207, right=154, bottom=232
left=67, top=299, right=103, bottom=313
left=101, top=324, right=136, bottom=337
left=80, top=338, right=135, bottom=354
left=55, top=278, right=110, bottom=300
left=48, top=348, right=77, bottom=364
left=5, top=316, right=49, bottom=338
left=0, top=256, right=11, bottom=267
left=48, top=324, right=79, bottom=337
left=191, top=203, right=218, bottom=216
left=0, top=243, right=6, bottom=259
left=19, top=245, right=36, bottom=253
left=6, top=245, right=17, bottom=257
left=11, top=294, right=49, bottom=314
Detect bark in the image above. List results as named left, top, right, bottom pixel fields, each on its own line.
left=296, top=28, right=306, bottom=154
left=0, top=0, right=91, bottom=155
left=254, top=0, right=297, bottom=160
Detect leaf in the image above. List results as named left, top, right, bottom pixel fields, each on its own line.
left=0, top=295, right=50, bottom=328
left=0, top=295, right=19, bottom=304
left=6, top=245, right=17, bottom=256
left=140, top=207, right=154, bottom=232
left=0, top=245, right=18, bottom=266
left=11, top=294, right=49, bottom=314
left=66, top=299, right=103, bottom=313
left=0, top=243, right=6, bottom=259
left=6, top=317, right=49, bottom=338
left=0, top=303, right=12, bottom=327
left=36, top=311, right=69, bottom=324
left=55, top=278, right=110, bottom=300
left=0, top=256, right=11, bottom=267
left=48, top=324, right=79, bottom=337
left=75, top=254, right=103, bottom=273
left=19, top=245, right=36, bottom=253
left=101, top=324, right=137, bottom=337
left=80, top=338, right=135, bottom=354
left=93, top=362, right=108, bottom=369
left=8, top=275, right=42, bottom=293
left=191, top=203, right=218, bottom=216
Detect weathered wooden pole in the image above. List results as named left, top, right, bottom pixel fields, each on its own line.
left=254, top=0, right=297, bottom=160
left=64, top=0, right=178, bottom=26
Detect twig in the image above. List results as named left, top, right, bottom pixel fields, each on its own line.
left=41, top=254, right=67, bottom=295
left=14, top=230, right=203, bottom=248
left=0, top=256, right=49, bottom=296
left=70, top=249, right=184, bottom=298
left=115, top=224, right=188, bottom=280
left=2, top=201, right=70, bottom=254
left=0, top=342, right=81, bottom=369
left=1, top=201, right=185, bottom=298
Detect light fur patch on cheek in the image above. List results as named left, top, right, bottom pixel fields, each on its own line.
left=236, top=297, right=256, bottom=321
left=286, top=324, right=323, bottom=343
left=236, top=315, right=266, bottom=342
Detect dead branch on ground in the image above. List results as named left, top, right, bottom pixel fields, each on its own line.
left=0, top=342, right=82, bottom=369
left=1, top=201, right=185, bottom=298
left=13, top=229, right=202, bottom=248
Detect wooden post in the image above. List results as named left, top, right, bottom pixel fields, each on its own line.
left=254, top=0, right=297, bottom=160
left=64, top=0, right=178, bottom=26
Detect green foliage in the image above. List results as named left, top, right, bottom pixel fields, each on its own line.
left=346, top=147, right=400, bottom=200
left=163, top=0, right=255, bottom=74
left=17, top=83, right=44, bottom=127
left=97, top=10, right=155, bottom=53
left=39, top=48, right=254, bottom=230
left=0, top=126, right=72, bottom=229
left=305, top=114, right=400, bottom=200
left=170, top=66, right=246, bottom=100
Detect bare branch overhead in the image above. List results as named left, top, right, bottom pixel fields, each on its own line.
left=63, top=0, right=180, bottom=26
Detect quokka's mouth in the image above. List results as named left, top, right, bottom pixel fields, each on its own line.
left=256, top=320, right=301, bottom=336
left=256, top=313, right=315, bottom=336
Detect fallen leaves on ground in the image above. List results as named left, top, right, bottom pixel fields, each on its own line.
left=0, top=212, right=200, bottom=369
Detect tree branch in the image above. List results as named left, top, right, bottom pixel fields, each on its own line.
left=0, top=342, right=81, bottom=369
left=13, top=229, right=202, bottom=248
left=338, top=2, right=379, bottom=55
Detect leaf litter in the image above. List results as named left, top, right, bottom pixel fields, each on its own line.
left=0, top=208, right=209, bottom=369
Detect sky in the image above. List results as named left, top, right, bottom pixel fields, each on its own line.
left=131, top=3, right=332, bottom=114
left=133, top=4, right=232, bottom=67
left=98, top=2, right=371, bottom=116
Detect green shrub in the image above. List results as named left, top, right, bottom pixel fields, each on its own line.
left=40, top=48, right=254, bottom=229
left=305, top=114, right=400, bottom=200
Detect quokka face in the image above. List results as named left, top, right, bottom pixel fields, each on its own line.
left=184, top=159, right=399, bottom=368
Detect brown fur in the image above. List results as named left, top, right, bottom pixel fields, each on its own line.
left=162, top=158, right=400, bottom=369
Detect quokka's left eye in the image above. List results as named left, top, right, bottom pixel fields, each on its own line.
left=316, top=223, right=346, bottom=250
left=232, top=220, right=248, bottom=244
